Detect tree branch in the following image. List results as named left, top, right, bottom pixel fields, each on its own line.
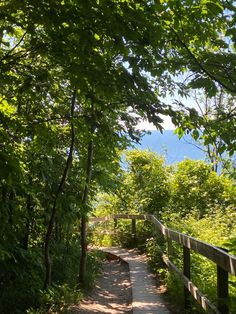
left=169, top=26, right=236, bottom=94
left=0, top=31, right=27, bottom=62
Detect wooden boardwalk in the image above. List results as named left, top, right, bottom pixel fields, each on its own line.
left=68, top=255, right=132, bottom=313
left=101, top=247, right=171, bottom=314
left=92, top=214, right=236, bottom=313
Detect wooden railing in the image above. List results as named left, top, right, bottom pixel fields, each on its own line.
left=90, top=214, right=236, bottom=314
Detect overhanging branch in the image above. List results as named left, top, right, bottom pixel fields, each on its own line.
left=169, top=26, right=236, bottom=94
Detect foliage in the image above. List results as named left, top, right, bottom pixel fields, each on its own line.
left=173, top=89, right=236, bottom=159
left=26, top=285, right=83, bottom=314
left=119, top=150, right=170, bottom=215
left=27, top=250, right=102, bottom=314
left=162, top=209, right=236, bottom=313
left=1, top=0, right=236, bottom=312
left=114, top=220, right=154, bottom=250
left=145, top=233, right=167, bottom=274
left=168, top=159, right=236, bottom=218
left=90, top=216, right=154, bottom=250
left=0, top=248, right=44, bottom=314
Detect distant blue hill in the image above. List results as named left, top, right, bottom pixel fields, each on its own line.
left=134, top=130, right=206, bottom=164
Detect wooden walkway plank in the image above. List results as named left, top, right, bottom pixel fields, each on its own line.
left=101, top=247, right=171, bottom=314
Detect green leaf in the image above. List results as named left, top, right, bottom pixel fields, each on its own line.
left=174, top=127, right=184, bottom=139
left=192, top=129, right=199, bottom=140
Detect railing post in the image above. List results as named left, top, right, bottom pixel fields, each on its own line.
left=114, top=218, right=118, bottom=232
left=183, top=246, right=191, bottom=310
left=217, top=248, right=229, bottom=314
left=131, top=218, right=136, bottom=238
left=167, top=238, right=173, bottom=258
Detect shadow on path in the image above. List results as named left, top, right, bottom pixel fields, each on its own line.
left=68, top=258, right=132, bottom=314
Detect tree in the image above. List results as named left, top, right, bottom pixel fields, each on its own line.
left=164, top=1, right=236, bottom=154
left=169, top=159, right=233, bottom=218
left=174, top=88, right=236, bottom=172
left=124, top=150, right=170, bottom=215
left=96, top=150, right=170, bottom=217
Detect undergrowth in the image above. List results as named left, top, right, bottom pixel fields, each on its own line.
left=0, top=243, right=103, bottom=314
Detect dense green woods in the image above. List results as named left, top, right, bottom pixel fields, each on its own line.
left=94, top=151, right=236, bottom=233
left=1, top=0, right=236, bottom=313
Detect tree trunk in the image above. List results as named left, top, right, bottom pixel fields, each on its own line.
left=22, top=186, right=34, bottom=250
left=79, top=214, right=87, bottom=285
left=78, top=111, right=95, bottom=286
left=44, top=90, right=76, bottom=289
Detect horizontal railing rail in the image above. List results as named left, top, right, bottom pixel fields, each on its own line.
left=89, top=214, right=236, bottom=314
left=147, top=215, right=236, bottom=276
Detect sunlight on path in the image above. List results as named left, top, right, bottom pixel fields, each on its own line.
left=68, top=258, right=132, bottom=314
left=101, top=247, right=171, bottom=314
left=69, top=247, right=172, bottom=314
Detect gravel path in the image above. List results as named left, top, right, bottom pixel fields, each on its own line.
left=68, top=257, right=132, bottom=314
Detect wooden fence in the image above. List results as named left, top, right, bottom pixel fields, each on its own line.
left=90, top=214, right=236, bottom=314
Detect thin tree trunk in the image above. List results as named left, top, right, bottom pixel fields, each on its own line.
left=78, top=109, right=95, bottom=286
left=62, top=223, right=71, bottom=273
left=79, top=214, right=87, bottom=286
left=44, top=90, right=76, bottom=289
left=8, top=190, right=14, bottom=225
left=22, top=176, right=34, bottom=250
left=0, top=30, right=3, bottom=48
left=22, top=194, right=32, bottom=250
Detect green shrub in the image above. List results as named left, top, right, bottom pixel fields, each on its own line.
left=161, top=209, right=236, bottom=313
left=52, top=240, right=81, bottom=286
left=145, top=235, right=166, bottom=274
left=0, top=247, right=44, bottom=314
left=26, top=284, right=83, bottom=314
left=169, top=159, right=234, bottom=218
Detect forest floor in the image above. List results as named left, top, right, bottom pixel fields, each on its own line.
left=68, top=257, right=132, bottom=314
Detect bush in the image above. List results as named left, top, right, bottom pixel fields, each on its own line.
left=169, top=159, right=233, bottom=218
left=161, top=209, right=236, bottom=313
left=0, top=247, right=44, bottom=314
left=26, top=284, right=83, bottom=314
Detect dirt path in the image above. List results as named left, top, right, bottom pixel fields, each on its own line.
left=68, top=258, right=132, bottom=314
